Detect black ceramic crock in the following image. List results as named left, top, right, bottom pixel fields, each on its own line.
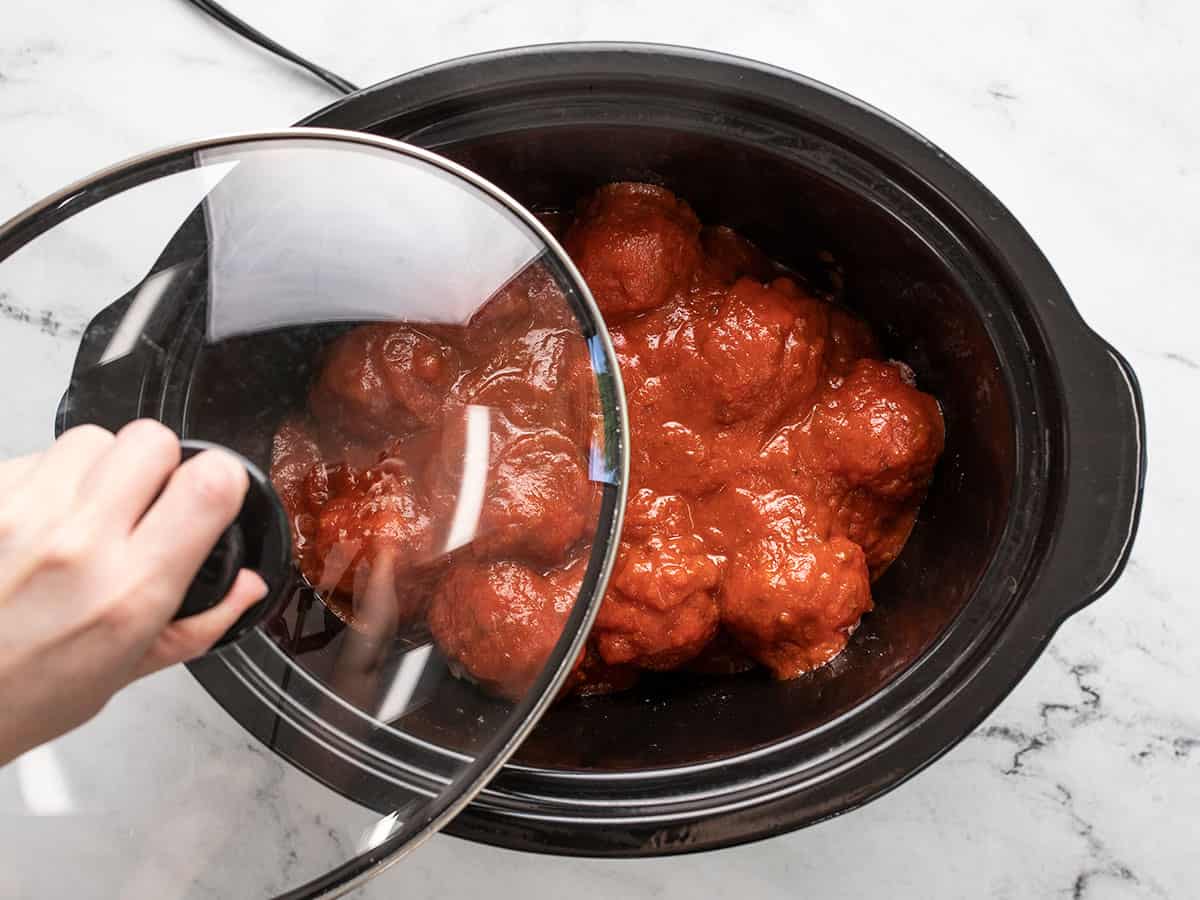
left=180, top=43, right=1144, bottom=856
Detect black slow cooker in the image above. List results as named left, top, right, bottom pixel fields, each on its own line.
left=213, top=43, right=1144, bottom=855
left=1, top=41, right=1144, bottom=895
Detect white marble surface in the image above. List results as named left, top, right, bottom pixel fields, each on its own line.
left=0, top=0, right=1196, bottom=897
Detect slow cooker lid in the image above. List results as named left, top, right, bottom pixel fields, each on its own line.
left=0, top=129, right=624, bottom=897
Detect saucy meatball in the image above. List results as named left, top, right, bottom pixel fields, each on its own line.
left=473, top=429, right=592, bottom=563
left=699, top=277, right=829, bottom=424
left=596, top=543, right=721, bottom=670
left=593, top=491, right=721, bottom=669
left=307, top=465, right=433, bottom=619
left=832, top=491, right=921, bottom=578
left=721, top=534, right=872, bottom=679
left=564, top=182, right=702, bottom=319
left=310, top=324, right=457, bottom=440
left=455, top=322, right=594, bottom=441
left=428, top=560, right=575, bottom=701
left=806, top=358, right=945, bottom=500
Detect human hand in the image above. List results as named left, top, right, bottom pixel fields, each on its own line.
left=0, top=420, right=268, bottom=765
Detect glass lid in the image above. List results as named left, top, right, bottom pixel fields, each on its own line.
left=0, top=129, right=626, bottom=897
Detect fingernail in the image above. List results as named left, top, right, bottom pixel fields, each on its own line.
left=239, top=570, right=270, bottom=607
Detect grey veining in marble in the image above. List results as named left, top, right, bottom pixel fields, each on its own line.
left=0, top=0, right=1196, bottom=897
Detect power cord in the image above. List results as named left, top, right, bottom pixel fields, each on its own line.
left=181, top=0, right=358, bottom=95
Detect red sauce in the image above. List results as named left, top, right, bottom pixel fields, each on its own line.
left=271, top=182, right=945, bottom=700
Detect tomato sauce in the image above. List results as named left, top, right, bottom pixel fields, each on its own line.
left=271, top=182, right=944, bottom=700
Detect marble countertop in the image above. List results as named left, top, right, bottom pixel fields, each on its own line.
left=0, top=1, right=1195, bottom=897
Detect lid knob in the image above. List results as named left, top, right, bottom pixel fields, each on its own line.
left=173, top=439, right=292, bottom=648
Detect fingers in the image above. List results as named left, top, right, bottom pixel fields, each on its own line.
left=75, top=420, right=181, bottom=530
left=38, top=423, right=115, bottom=473
left=0, top=428, right=116, bottom=601
left=130, top=449, right=249, bottom=620
left=15, top=425, right=114, bottom=516
left=132, top=569, right=269, bottom=678
left=0, top=452, right=41, bottom=495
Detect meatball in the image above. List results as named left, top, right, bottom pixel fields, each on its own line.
left=593, top=491, right=721, bottom=670
left=626, top=395, right=724, bottom=496
left=454, top=265, right=596, bottom=444
left=832, top=488, right=921, bottom=578
left=806, top=358, right=945, bottom=500
left=564, top=183, right=702, bottom=319
left=696, top=483, right=832, bottom=557
left=605, top=299, right=711, bottom=496
left=472, top=428, right=592, bottom=563
left=428, top=560, right=576, bottom=700
left=455, top=323, right=594, bottom=440
left=610, top=300, right=706, bottom=455
left=310, top=324, right=458, bottom=439
left=595, top=585, right=719, bottom=671
left=699, top=277, right=830, bottom=424
left=461, top=263, right=579, bottom=354
left=618, top=488, right=703, bottom=546
left=307, top=465, right=434, bottom=626
left=721, top=534, right=872, bottom=679
left=377, top=326, right=460, bottom=425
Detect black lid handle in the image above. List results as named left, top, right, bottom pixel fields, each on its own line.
left=173, top=440, right=293, bottom=648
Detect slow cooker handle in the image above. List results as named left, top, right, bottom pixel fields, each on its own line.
left=1043, top=335, right=1145, bottom=620
left=172, top=440, right=294, bottom=648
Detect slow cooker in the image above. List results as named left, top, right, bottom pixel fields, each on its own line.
left=282, top=42, right=1145, bottom=854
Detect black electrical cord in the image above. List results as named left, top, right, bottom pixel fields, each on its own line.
left=181, top=0, right=358, bottom=95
